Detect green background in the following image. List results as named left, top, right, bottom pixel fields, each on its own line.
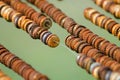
left=0, top=0, right=120, bottom=80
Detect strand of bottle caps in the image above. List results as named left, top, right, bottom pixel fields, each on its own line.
left=84, top=7, right=120, bottom=40
left=26, top=0, right=120, bottom=63
left=1, top=0, right=120, bottom=79
left=1, top=0, right=52, bottom=29
left=66, top=35, right=120, bottom=80
left=0, top=1, right=60, bottom=48
left=77, top=53, right=120, bottom=80
left=0, top=44, right=49, bottom=80
left=65, top=35, right=120, bottom=72
left=93, top=0, right=120, bottom=18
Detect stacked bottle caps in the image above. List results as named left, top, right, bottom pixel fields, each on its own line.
left=0, top=44, right=49, bottom=80
left=26, top=0, right=120, bottom=62
left=93, top=0, right=120, bottom=18
left=0, top=1, right=60, bottom=48
left=68, top=27, right=120, bottom=63
left=26, top=0, right=82, bottom=31
left=65, top=35, right=120, bottom=72
left=77, top=54, right=120, bottom=80
left=84, top=7, right=120, bottom=39
left=13, top=0, right=120, bottom=79
left=3, top=0, right=52, bottom=29
left=0, top=69, right=11, bottom=80
left=1, top=0, right=119, bottom=79
left=113, top=0, right=120, bottom=4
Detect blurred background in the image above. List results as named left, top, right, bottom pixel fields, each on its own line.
left=0, top=0, right=120, bottom=80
